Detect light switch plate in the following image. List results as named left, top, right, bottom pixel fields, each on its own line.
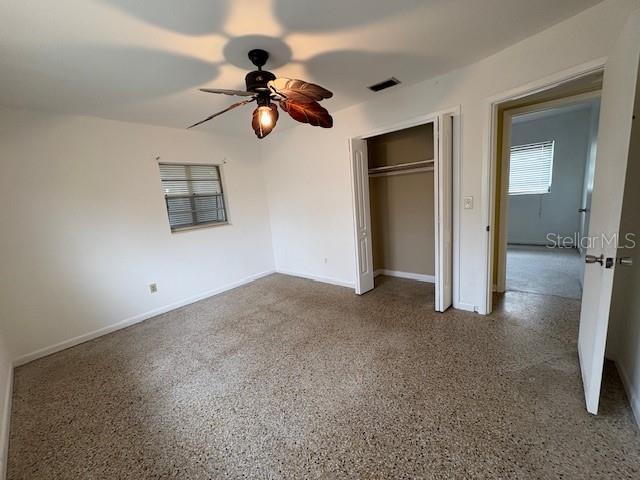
left=463, top=196, right=474, bottom=210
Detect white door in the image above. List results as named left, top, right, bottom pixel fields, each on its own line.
left=578, top=10, right=640, bottom=414
left=607, top=60, right=640, bottom=400
left=435, top=115, right=453, bottom=311
left=350, top=138, right=374, bottom=295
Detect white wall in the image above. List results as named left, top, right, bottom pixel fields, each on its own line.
left=0, top=107, right=274, bottom=363
left=261, top=0, right=640, bottom=312
left=507, top=107, right=593, bottom=245
left=370, top=172, right=435, bottom=276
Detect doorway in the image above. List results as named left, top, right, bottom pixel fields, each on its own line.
left=350, top=110, right=456, bottom=312
left=368, top=124, right=436, bottom=285
left=495, top=93, right=602, bottom=300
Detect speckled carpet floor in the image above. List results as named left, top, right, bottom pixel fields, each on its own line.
left=507, top=245, right=583, bottom=299
left=8, top=274, right=640, bottom=479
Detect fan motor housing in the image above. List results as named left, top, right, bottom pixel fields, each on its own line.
left=245, top=70, right=276, bottom=93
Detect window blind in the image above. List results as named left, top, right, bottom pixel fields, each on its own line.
left=508, top=141, right=555, bottom=195
left=159, top=163, right=227, bottom=231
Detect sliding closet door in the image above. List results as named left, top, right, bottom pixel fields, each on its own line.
left=350, top=138, right=374, bottom=294
left=435, top=115, right=453, bottom=311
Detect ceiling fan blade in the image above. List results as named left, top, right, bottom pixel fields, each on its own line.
left=279, top=99, right=333, bottom=128
left=252, top=104, right=279, bottom=139
left=187, top=98, right=255, bottom=129
left=268, top=78, right=333, bottom=103
left=199, top=88, right=254, bottom=97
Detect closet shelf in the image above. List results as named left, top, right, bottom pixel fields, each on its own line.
left=368, top=159, right=434, bottom=176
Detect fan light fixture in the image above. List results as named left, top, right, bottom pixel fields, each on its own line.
left=188, top=49, right=334, bottom=139
left=258, top=106, right=274, bottom=127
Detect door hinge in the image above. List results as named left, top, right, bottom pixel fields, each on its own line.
left=486, top=225, right=490, bottom=232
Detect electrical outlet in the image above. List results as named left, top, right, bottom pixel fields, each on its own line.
left=149, top=283, right=158, bottom=294
left=463, top=196, right=474, bottom=210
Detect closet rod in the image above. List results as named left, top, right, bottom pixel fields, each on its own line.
left=368, top=159, right=434, bottom=175
left=369, top=166, right=434, bottom=178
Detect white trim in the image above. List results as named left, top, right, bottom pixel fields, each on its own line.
left=0, top=367, right=13, bottom=480
left=13, top=270, right=276, bottom=367
left=275, top=269, right=355, bottom=289
left=452, top=114, right=463, bottom=313
left=616, top=361, right=640, bottom=428
left=357, top=106, right=461, bottom=141
left=455, top=301, right=476, bottom=312
left=374, top=269, right=436, bottom=283
left=482, top=58, right=607, bottom=315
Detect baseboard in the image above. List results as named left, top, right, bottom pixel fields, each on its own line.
left=374, top=269, right=436, bottom=283
left=492, top=284, right=506, bottom=294
left=454, top=301, right=476, bottom=313
left=616, top=360, right=640, bottom=428
left=274, top=269, right=354, bottom=289
left=0, top=367, right=13, bottom=480
left=13, top=270, right=276, bottom=367
left=508, top=242, right=577, bottom=249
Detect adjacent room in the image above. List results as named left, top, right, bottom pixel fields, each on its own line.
left=2, top=1, right=640, bottom=478
left=504, top=98, right=601, bottom=299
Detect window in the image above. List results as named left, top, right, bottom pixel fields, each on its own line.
left=508, top=141, right=555, bottom=195
left=159, top=163, right=228, bottom=231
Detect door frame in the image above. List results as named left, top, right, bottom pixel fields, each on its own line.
left=482, top=58, right=607, bottom=314
left=349, top=105, right=460, bottom=307
left=494, top=90, right=602, bottom=293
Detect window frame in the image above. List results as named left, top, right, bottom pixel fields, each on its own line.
left=158, top=162, right=230, bottom=233
left=508, top=140, right=555, bottom=196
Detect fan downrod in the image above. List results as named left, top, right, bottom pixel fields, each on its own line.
left=248, top=49, right=269, bottom=70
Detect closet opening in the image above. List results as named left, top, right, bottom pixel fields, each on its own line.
left=368, top=124, right=436, bottom=296
left=350, top=111, right=455, bottom=312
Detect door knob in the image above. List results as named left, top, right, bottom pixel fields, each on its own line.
left=578, top=208, right=588, bottom=213
left=585, top=254, right=604, bottom=265
left=617, top=256, right=633, bottom=266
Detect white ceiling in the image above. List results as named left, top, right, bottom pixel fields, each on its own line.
left=0, top=0, right=602, bottom=134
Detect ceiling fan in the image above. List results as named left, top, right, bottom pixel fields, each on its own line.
left=188, top=49, right=334, bottom=138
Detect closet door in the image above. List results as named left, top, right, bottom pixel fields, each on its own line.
left=350, top=138, right=374, bottom=294
left=435, top=115, right=453, bottom=311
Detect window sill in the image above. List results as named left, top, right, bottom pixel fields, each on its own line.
left=508, top=192, right=550, bottom=196
left=170, top=221, right=230, bottom=233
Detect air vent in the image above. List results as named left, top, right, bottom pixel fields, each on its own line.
left=368, top=77, right=401, bottom=92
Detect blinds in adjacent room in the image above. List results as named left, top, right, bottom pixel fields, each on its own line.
left=159, top=163, right=227, bottom=231
left=508, top=141, right=555, bottom=195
